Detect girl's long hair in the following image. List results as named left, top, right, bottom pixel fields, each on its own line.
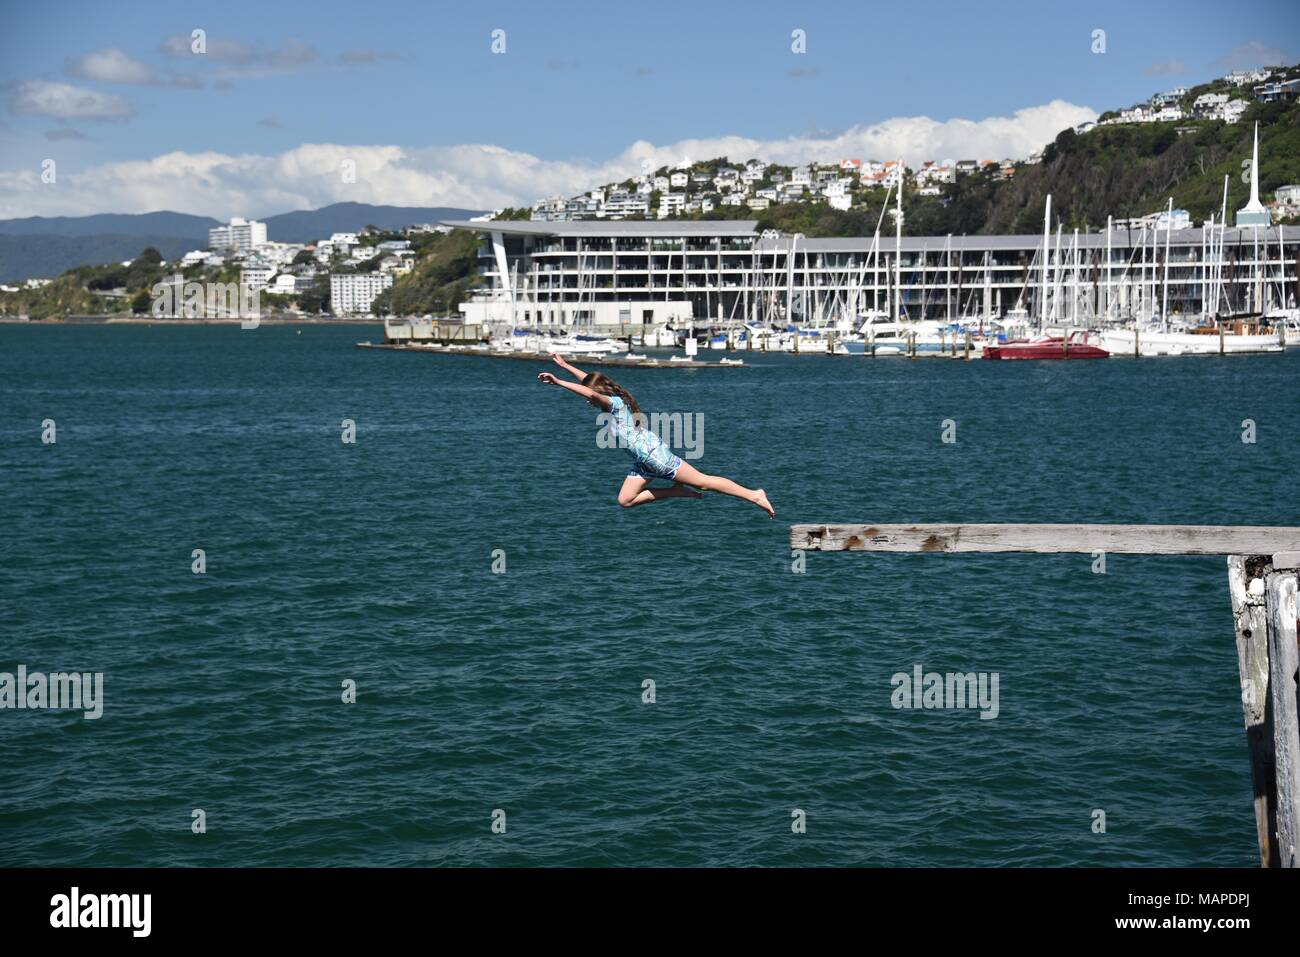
left=582, top=372, right=642, bottom=418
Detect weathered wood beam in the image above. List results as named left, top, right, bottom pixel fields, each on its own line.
left=1265, top=570, right=1300, bottom=868
left=790, top=524, right=1300, bottom=555
left=1228, top=556, right=1278, bottom=867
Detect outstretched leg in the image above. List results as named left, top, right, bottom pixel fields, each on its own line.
left=672, top=461, right=774, bottom=518
left=618, top=474, right=702, bottom=508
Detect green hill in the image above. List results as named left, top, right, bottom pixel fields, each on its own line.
left=981, top=100, right=1299, bottom=233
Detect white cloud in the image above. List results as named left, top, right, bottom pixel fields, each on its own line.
left=7, top=81, right=134, bottom=121
left=66, top=47, right=202, bottom=88
left=67, top=48, right=157, bottom=85
left=0, top=100, right=1095, bottom=218
left=159, top=35, right=318, bottom=78
left=1214, top=41, right=1291, bottom=72
left=337, top=49, right=401, bottom=65
left=1145, top=59, right=1187, bottom=77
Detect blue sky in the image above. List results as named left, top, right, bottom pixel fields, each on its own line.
left=0, top=0, right=1296, bottom=217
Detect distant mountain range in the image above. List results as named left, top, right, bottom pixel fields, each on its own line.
left=0, top=202, right=485, bottom=282
left=258, top=203, right=484, bottom=243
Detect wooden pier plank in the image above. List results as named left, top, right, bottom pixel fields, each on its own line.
left=789, top=523, right=1300, bottom=555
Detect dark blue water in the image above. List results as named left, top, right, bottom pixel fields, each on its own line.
left=1, top=324, right=1295, bottom=866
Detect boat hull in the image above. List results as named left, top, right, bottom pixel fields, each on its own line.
left=1098, top=330, right=1283, bottom=356
left=984, top=339, right=1109, bottom=360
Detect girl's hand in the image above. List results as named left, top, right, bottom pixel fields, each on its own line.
left=549, top=352, right=569, bottom=368
left=537, top=372, right=559, bottom=385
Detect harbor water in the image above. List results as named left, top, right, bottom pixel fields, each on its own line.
left=1, top=323, right=1296, bottom=866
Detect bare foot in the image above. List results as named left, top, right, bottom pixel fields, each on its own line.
left=752, top=489, right=775, bottom=518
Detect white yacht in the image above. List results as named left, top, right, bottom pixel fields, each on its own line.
left=1098, top=319, right=1283, bottom=356
left=504, top=332, right=623, bottom=355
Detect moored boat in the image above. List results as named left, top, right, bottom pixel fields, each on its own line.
left=984, top=332, right=1109, bottom=360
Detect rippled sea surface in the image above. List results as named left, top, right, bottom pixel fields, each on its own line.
left=1, top=323, right=1295, bottom=867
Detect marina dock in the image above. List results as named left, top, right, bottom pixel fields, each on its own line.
left=354, top=341, right=749, bottom=368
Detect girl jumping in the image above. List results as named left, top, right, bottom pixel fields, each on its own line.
left=538, top=353, right=774, bottom=518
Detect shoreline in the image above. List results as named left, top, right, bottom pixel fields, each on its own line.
left=0, top=316, right=386, bottom=326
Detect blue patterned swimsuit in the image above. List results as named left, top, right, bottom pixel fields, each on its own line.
left=607, top=395, right=683, bottom=481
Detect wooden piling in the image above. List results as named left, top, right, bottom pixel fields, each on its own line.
left=1265, top=568, right=1300, bottom=866
left=1228, top=555, right=1279, bottom=866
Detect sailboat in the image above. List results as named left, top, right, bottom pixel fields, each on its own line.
left=984, top=195, right=1109, bottom=360
left=1098, top=131, right=1285, bottom=356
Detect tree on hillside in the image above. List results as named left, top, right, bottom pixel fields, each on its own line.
left=296, top=276, right=331, bottom=315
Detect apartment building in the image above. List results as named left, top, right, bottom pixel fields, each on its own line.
left=330, top=272, right=394, bottom=316
left=208, top=217, right=268, bottom=253
left=239, top=262, right=276, bottom=291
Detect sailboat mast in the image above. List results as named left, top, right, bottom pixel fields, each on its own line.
left=893, top=160, right=903, bottom=323
left=982, top=251, right=991, bottom=325
left=1072, top=228, right=1080, bottom=325
left=1052, top=224, right=1063, bottom=324
left=1040, top=194, right=1051, bottom=330
left=1141, top=225, right=1149, bottom=320
left=1163, top=197, right=1172, bottom=322
left=1200, top=216, right=1208, bottom=318
left=1105, top=215, right=1112, bottom=320
left=946, top=235, right=953, bottom=324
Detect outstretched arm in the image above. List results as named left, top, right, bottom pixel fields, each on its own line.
left=537, top=372, right=612, bottom=410
left=549, top=352, right=587, bottom=381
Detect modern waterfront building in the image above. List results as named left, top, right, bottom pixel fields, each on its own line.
left=444, top=97, right=1294, bottom=333
left=330, top=272, right=394, bottom=316
left=208, top=217, right=268, bottom=253
left=441, top=217, right=1298, bottom=332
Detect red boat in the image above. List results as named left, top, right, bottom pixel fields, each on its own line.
left=984, top=332, right=1109, bottom=360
